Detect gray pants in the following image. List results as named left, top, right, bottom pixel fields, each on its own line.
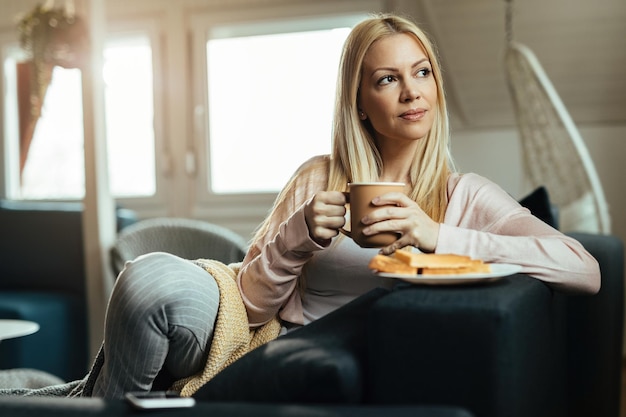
left=92, top=252, right=220, bottom=399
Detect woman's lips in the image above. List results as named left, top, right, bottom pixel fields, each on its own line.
left=400, top=109, right=426, bottom=121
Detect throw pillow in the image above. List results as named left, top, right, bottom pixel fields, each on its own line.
left=518, top=186, right=558, bottom=228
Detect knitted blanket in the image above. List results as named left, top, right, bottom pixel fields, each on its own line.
left=0, top=259, right=281, bottom=398
left=171, top=259, right=281, bottom=396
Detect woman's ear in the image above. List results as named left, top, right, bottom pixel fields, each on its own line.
left=358, top=109, right=367, bottom=120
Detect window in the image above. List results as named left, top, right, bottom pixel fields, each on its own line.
left=2, top=5, right=379, bottom=234
left=19, top=66, right=84, bottom=199
left=204, top=15, right=365, bottom=194
left=1, top=33, right=156, bottom=200
left=103, top=35, right=156, bottom=198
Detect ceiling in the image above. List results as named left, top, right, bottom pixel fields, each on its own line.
left=404, top=0, right=626, bottom=131
left=2, top=0, right=624, bottom=132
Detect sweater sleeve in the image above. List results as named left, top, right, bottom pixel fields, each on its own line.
left=436, top=173, right=600, bottom=294
left=237, top=156, right=331, bottom=327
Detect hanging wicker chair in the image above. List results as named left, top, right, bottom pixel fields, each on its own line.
left=503, top=2, right=611, bottom=234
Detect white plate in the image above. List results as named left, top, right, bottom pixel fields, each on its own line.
left=377, top=263, right=522, bottom=285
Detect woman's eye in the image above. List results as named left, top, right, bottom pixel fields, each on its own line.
left=417, top=68, right=432, bottom=78
left=378, top=75, right=395, bottom=85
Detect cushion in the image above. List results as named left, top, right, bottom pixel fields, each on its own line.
left=193, top=287, right=390, bottom=403
left=518, top=186, right=558, bottom=228
left=367, top=276, right=566, bottom=417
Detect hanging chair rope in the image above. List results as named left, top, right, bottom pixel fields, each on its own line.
left=503, top=0, right=611, bottom=234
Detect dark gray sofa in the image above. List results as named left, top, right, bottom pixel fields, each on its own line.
left=0, top=187, right=622, bottom=417
left=368, top=232, right=624, bottom=417
left=0, top=200, right=137, bottom=381
left=0, top=231, right=620, bottom=417
left=0, top=396, right=473, bottom=417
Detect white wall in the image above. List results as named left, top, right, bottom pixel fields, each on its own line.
left=452, top=123, right=626, bottom=267
left=450, top=128, right=524, bottom=197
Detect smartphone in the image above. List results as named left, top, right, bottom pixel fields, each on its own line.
left=125, top=391, right=196, bottom=409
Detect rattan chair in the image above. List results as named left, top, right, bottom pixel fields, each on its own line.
left=110, top=217, right=248, bottom=277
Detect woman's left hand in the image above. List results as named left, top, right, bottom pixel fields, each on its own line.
left=360, top=192, right=440, bottom=255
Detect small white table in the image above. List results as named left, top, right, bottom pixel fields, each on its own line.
left=0, top=319, right=39, bottom=341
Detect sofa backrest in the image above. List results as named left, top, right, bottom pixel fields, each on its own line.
left=0, top=200, right=137, bottom=296
left=0, top=200, right=87, bottom=296
left=564, top=232, right=624, bottom=417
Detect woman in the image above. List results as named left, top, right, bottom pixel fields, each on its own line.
left=92, top=13, right=599, bottom=398
left=237, top=13, right=600, bottom=329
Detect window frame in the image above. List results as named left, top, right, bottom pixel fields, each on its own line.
left=1, top=2, right=384, bottom=236
left=103, top=17, right=169, bottom=213
left=0, top=31, right=26, bottom=199
left=0, top=19, right=166, bottom=209
left=187, top=1, right=381, bottom=226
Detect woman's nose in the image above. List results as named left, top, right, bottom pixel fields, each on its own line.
left=401, top=80, right=420, bottom=102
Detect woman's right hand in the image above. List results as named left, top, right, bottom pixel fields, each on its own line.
left=303, top=191, right=347, bottom=245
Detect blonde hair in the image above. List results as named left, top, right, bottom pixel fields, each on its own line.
left=328, top=13, right=455, bottom=222
left=252, top=13, right=454, bottom=245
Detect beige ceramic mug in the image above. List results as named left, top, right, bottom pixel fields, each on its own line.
left=341, top=182, right=405, bottom=248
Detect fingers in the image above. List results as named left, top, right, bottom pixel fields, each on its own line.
left=304, top=191, right=348, bottom=244
left=310, top=191, right=347, bottom=218
left=371, top=192, right=411, bottom=207
left=378, top=239, right=407, bottom=256
left=361, top=202, right=416, bottom=227
left=309, top=219, right=344, bottom=242
left=360, top=200, right=439, bottom=252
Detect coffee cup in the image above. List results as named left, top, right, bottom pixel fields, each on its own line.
left=340, top=182, right=405, bottom=248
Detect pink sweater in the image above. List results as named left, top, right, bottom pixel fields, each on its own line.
left=237, top=155, right=600, bottom=327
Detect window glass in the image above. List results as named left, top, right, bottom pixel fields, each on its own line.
left=206, top=23, right=355, bottom=194
left=3, top=34, right=156, bottom=199
left=20, top=66, right=84, bottom=199
left=103, top=35, right=156, bottom=197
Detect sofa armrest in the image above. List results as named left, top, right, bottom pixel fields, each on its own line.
left=194, top=288, right=391, bottom=404
left=564, top=232, right=624, bottom=417
left=366, top=275, right=567, bottom=417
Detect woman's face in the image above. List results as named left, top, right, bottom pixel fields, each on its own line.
left=358, top=33, right=437, bottom=144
